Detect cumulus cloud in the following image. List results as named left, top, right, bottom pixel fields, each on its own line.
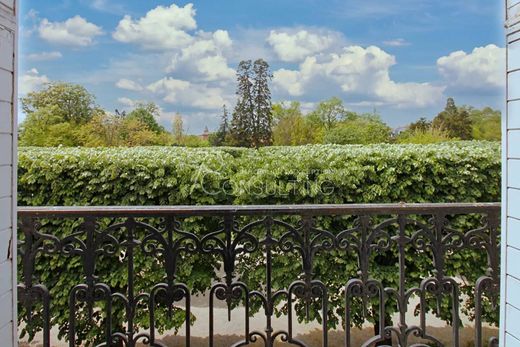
left=38, top=15, right=103, bottom=46
left=115, top=78, right=143, bottom=91
left=117, top=97, right=136, bottom=107
left=147, top=77, right=229, bottom=110
left=267, top=29, right=340, bottom=62
left=19, top=68, right=49, bottom=95
left=113, top=3, right=197, bottom=50
left=273, top=45, right=445, bottom=108
left=437, top=44, right=505, bottom=91
left=26, top=51, right=63, bottom=61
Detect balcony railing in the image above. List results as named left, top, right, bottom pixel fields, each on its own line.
left=17, top=203, right=501, bottom=347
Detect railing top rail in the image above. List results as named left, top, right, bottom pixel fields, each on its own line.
left=17, top=202, right=501, bottom=218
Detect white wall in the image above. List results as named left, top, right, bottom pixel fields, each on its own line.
left=0, top=0, right=16, bottom=345
left=502, top=0, right=520, bottom=345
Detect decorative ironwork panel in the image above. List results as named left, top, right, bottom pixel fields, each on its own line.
left=17, top=203, right=500, bottom=347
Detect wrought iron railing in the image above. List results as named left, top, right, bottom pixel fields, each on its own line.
left=17, top=203, right=501, bottom=347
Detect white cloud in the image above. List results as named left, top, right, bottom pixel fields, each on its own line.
left=38, top=15, right=103, bottom=46
left=117, top=97, right=136, bottom=107
left=166, top=30, right=234, bottom=81
left=273, top=45, right=445, bottom=108
left=115, top=78, right=143, bottom=91
left=147, top=77, right=229, bottom=110
left=267, top=29, right=340, bottom=62
left=383, top=38, right=410, bottom=47
left=26, top=51, right=63, bottom=61
left=437, top=44, right=505, bottom=91
left=19, top=68, right=49, bottom=95
left=113, top=3, right=197, bottom=50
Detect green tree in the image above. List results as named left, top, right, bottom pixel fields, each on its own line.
left=307, top=97, right=351, bottom=130
left=172, top=113, right=185, bottom=144
left=272, top=102, right=317, bottom=145
left=432, top=97, right=473, bottom=140
left=210, top=105, right=230, bottom=146
left=252, top=59, right=273, bottom=147
left=396, top=126, right=453, bottom=144
left=230, top=60, right=254, bottom=147
left=323, top=116, right=392, bottom=144
left=466, top=106, right=501, bottom=141
left=21, top=82, right=99, bottom=124
left=408, top=117, right=432, bottom=132
left=127, top=102, right=165, bottom=134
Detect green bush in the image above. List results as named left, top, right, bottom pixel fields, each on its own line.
left=18, top=142, right=501, bottom=344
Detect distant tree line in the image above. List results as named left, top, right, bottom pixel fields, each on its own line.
left=19, top=61, right=501, bottom=148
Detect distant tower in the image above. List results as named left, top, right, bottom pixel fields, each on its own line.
left=200, top=126, right=210, bottom=141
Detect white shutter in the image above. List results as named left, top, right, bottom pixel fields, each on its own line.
left=0, top=0, right=17, bottom=345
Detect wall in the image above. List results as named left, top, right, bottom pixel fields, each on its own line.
left=502, top=0, right=520, bottom=345
left=0, top=0, right=16, bottom=345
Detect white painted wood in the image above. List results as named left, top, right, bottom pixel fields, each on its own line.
left=0, top=165, right=11, bottom=198
left=508, top=218, right=520, bottom=250
left=510, top=41, right=520, bottom=73
left=0, top=69, right=12, bottom=103
left=0, top=321, right=13, bottom=346
left=0, top=261, right=11, bottom=296
left=0, top=134, right=11, bottom=165
left=506, top=333, right=520, bottom=346
left=508, top=130, right=520, bottom=158
left=510, top=101, right=520, bottom=129
left=0, top=0, right=15, bottom=345
left=509, top=160, right=520, bottom=187
left=0, top=228, right=10, bottom=262
left=0, top=291, right=12, bottom=330
left=509, top=0, right=520, bottom=9
left=0, top=197, right=11, bottom=231
left=507, top=304, right=520, bottom=338
left=0, top=102, right=12, bottom=134
left=510, top=71, right=520, bottom=100
left=0, top=25, right=13, bottom=72
left=507, top=247, right=520, bottom=279
left=507, top=276, right=520, bottom=308
left=508, top=188, right=520, bottom=219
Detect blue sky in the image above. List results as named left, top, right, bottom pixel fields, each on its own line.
left=19, top=0, right=505, bottom=133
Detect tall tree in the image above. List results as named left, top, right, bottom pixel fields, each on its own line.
left=252, top=59, right=273, bottom=147
left=432, top=97, right=473, bottom=140
left=230, top=60, right=254, bottom=147
left=211, top=105, right=230, bottom=146
left=172, top=113, right=184, bottom=144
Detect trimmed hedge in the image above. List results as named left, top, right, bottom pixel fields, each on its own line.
left=19, top=142, right=500, bottom=206
left=17, top=142, right=501, bottom=344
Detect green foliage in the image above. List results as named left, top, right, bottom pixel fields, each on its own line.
left=323, top=115, right=392, bottom=145
left=18, top=142, right=501, bottom=343
left=21, top=82, right=99, bottom=125
left=307, top=97, right=352, bottom=130
left=272, top=102, right=318, bottom=145
left=467, top=106, right=501, bottom=141
left=230, top=59, right=273, bottom=147
left=210, top=105, right=231, bottom=146
left=396, top=126, right=453, bottom=144
left=432, top=97, right=473, bottom=140
left=126, top=102, right=166, bottom=134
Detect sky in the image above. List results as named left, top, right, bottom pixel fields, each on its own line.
left=19, top=0, right=506, bottom=134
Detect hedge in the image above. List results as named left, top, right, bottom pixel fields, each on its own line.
left=17, top=142, right=501, bottom=344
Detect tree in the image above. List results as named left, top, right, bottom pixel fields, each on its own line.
left=323, top=116, right=392, bottom=144
left=211, top=105, right=230, bottom=146
left=127, top=102, right=165, bottom=134
left=230, top=59, right=273, bottom=148
left=396, top=126, right=452, bottom=144
left=172, top=113, right=185, bottom=144
left=21, top=82, right=99, bottom=124
left=230, top=60, right=254, bottom=147
left=408, top=117, right=432, bottom=132
left=251, top=59, right=273, bottom=147
left=432, top=97, right=473, bottom=140
left=307, top=97, right=350, bottom=130
left=272, top=102, right=317, bottom=145
left=467, top=106, right=501, bottom=141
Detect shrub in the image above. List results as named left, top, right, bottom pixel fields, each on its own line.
left=18, top=142, right=501, bottom=344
